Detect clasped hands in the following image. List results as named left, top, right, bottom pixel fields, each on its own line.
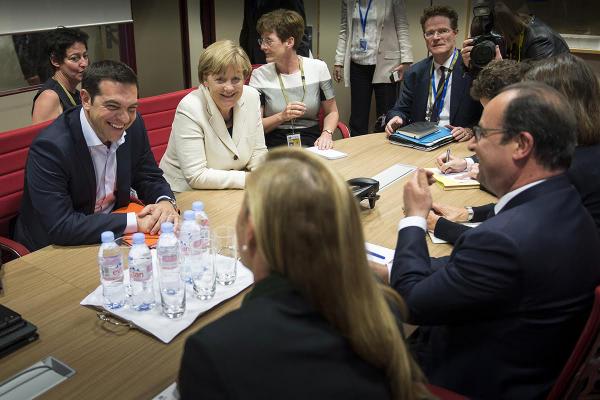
left=136, top=201, right=179, bottom=235
left=385, top=116, right=473, bottom=142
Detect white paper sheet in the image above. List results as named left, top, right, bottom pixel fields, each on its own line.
left=372, top=164, right=416, bottom=190
left=81, top=250, right=254, bottom=343
left=428, top=222, right=481, bottom=244
left=306, top=147, right=348, bottom=160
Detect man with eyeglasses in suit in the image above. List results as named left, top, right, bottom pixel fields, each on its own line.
left=385, top=5, right=482, bottom=142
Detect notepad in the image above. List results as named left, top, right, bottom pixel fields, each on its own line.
left=395, top=121, right=440, bottom=139
left=426, top=168, right=480, bottom=190
left=306, top=147, right=348, bottom=160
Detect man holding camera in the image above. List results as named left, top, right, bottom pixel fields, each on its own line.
left=385, top=6, right=482, bottom=142
left=462, top=0, right=569, bottom=70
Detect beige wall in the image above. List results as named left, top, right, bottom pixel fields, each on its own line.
left=2, top=1, right=600, bottom=133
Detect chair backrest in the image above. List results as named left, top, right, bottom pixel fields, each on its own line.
left=547, top=285, right=600, bottom=399
left=0, top=120, right=52, bottom=238
left=138, top=88, right=195, bottom=163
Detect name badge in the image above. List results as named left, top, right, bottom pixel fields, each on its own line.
left=359, top=38, right=368, bottom=52
left=286, top=133, right=302, bottom=147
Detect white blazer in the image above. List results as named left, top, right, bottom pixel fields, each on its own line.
left=334, top=0, right=414, bottom=86
left=159, top=85, right=267, bottom=191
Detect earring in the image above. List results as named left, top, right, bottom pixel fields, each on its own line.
left=241, top=244, right=248, bottom=252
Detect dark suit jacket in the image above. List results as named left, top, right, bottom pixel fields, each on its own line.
left=386, top=53, right=482, bottom=128
left=392, top=175, right=600, bottom=399
left=436, top=146, right=600, bottom=243
left=179, top=274, right=392, bottom=399
left=15, top=106, right=173, bottom=251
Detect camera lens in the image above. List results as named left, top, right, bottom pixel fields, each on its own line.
left=471, top=40, right=496, bottom=69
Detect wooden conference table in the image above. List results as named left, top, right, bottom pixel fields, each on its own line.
left=0, top=133, right=495, bottom=399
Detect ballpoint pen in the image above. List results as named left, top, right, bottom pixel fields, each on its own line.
left=444, top=148, right=451, bottom=174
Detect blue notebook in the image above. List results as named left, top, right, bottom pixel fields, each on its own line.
left=389, top=126, right=454, bottom=151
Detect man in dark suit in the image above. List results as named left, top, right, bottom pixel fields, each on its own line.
left=385, top=5, right=482, bottom=142
left=392, top=82, right=600, bottom=399
left=15, top=60, right=178, bottom=251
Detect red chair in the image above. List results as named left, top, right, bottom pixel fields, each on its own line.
left=426, top=384, right=468, bottom=400
left=547, top=285, right=600, bottom=399
left=248, top=63, right=350, bottom=139
left=138, top=88, right=195, bottom=163
left=0, top=120, right=52, bottom=261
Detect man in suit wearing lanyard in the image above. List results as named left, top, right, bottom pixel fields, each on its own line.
left=384, top=5, right=482, bottom=142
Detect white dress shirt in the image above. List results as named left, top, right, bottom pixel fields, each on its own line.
left=80, top=108, right=137, bottom=233
left=428, top=52, right=456, bottom=128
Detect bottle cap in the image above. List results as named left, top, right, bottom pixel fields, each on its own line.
left=101, top=231, right=115, bottom=243
left=192, top=201, right=204, bottom=211
left=132, top=232, right=145, bottom=244
left=161, top=222, right=174, bottom=233
left=183, top=210, right=195, bottom=221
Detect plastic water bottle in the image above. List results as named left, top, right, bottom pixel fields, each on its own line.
left=128, top=232, right=155, bottom=311
left=192, top=201, right=210, bottom=251
left=157, top=222, right=185, bottom=318
left=178, top=210, right=202, bottom=284
left=98, top=231, right=126, bottom=309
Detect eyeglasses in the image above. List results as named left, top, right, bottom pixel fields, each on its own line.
left=423, top=28, right=453, bottom=39
left=257, top=37, right=277, bottom=47
left=473, top=125, right=505, bottom=141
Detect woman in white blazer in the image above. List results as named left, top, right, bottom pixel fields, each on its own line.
left=333, top=0, right=414, bottom=136
left=159, top=40, right=267, bottom=191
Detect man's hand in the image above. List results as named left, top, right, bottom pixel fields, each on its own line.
left=333, top=65, right=343, bottom=83
left=369, top=261, right=389, bottom=285
left=314, top=131, right=334, bottom=150
left=457, top=163, right=479, bottom=180
left=385, top=116, right=403, bottom=137
left=447, top=125, right=473, bottom=142
left=392, top=62, right=412, bottom=81
left=426, top=210, right=441, bottom=232
left=436, top=152, right=468, bottom=173
left=431, top=202, right=469, bottom=222
left=137, top=201, right=179, bottom=235
left=403, top=168, right=434, bottom=218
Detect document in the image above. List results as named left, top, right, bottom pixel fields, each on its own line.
left=366, top=242, right=395, bottom=278
left=306, top=147, right=348, bottom=160
left=428, top=222, right=481, bottom=244
left=426, top=167, right=480, bottom=190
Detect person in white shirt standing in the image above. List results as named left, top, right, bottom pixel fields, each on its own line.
left=334, top=0, right=413, bottom=136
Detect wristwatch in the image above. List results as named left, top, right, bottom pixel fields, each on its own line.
left=159, top=197, right=180, bottom=214
left=465, top=206, right=474, bottom=221
left=322, top=129, right=333, bottom=135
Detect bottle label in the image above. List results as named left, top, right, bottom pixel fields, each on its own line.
left=158, top=253, right=178, bottom=270
left=101, top=255, right=123, bottom=281
left=129, top=258, right=152, bottom=282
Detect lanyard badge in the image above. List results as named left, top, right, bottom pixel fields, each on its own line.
left=358, top=0, right=372, bottom=52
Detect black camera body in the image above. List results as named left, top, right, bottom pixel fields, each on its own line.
left=470, top=31, right=503, bottom=70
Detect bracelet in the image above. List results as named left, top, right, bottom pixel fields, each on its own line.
left=322, top=129, right=333, bottom=135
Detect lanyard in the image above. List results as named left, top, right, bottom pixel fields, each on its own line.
left=54, top=78, right=77, bottom=106
left=276, top=56, right=306, bottom=105
left=427, top=49, right=458, bottom=121
left=358, top=0, right=373, bottom=37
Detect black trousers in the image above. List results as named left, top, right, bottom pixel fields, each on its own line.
left=349, top=62, right=398, bottom=136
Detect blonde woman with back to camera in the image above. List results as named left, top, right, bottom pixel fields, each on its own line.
left=159, top=40, right=267, bottom=190
left=178, top=148, right=430, bottom=399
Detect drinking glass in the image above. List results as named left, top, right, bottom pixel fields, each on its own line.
left=192, top=240, right=216, bottom=300
left=213, top=226, right=238, bottom=286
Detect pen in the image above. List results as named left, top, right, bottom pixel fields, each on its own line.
left=443, top=148, right=451, bottom=174
left=367, top=250, right=386, bottom=260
